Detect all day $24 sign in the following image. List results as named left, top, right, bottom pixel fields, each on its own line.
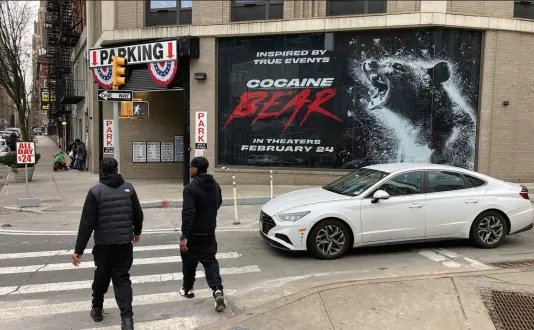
left=16, top=142, right=35, bottom=164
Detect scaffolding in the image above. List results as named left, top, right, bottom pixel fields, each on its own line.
left=44, top=0, right=83, bottom=129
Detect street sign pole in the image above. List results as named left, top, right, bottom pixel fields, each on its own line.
left=113, top=101, right=120, bottom=173
left=16, top=142, right=39, bottom=208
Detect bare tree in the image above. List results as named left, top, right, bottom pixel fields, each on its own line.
left=0, top=0, right=35, bottom=142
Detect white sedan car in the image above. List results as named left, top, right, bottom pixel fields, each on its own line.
left=259, top=163, right=534, bottom=259
left=0, top=139, right=9, bottom=156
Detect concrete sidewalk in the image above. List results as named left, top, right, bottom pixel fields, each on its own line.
left=204, top=266, right=534, bottom=330
left=0, top=136, right=315, bottom=214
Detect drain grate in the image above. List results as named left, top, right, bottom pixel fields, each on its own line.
left=489, top=260, right=534, bottom=269
left=479, top=288, right=534, bottom=330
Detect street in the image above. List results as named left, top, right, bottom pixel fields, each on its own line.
left=1, top=205, right=534, bottom=329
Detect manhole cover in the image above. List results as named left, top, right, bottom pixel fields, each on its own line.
left=489, top=260, right=534, bottom=269
left=479, top=288, right=534, bottom=330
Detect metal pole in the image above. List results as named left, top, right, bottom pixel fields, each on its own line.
left=232, top=176, right=240, bottom=225
left=270, top=170, right=273, bottom=200
left=113, top=101, right=120, bottom=173
left=63, top=124, right=66, bottom=151
left=98, top=100, right=103, bottom=170
left=25, top=164, right=29, bottom=198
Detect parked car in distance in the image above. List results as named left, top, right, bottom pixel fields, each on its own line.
left=0, top=139, right=10, bottom=157
left=5, top=127, right=21, bottom=139
left=259, top=163, right=534, bottom=260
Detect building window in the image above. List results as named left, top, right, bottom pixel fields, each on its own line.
left=327, top=0, right=386, bottom=17
left=514, top=0, right=534, bottom=20
left=232, top=0, right=284, bottom=22
left=146, top=0, right=192, bottom=27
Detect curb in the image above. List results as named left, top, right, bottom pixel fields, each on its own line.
left=196, top=267, right=520, bottom=330
left=0, top=196, right=272, bottom=214
left=140, top=196, right=271, bottom=209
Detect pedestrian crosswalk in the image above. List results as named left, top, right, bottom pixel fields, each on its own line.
left=0, top=243, right=262, bottom=329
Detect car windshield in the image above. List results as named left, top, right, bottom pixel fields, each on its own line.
left=322, top=168, right=389, bottom=196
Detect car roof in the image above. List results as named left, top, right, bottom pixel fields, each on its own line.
left=365, top=162, right=477, bottom=174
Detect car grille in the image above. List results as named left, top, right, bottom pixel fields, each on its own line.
left=260, top=211, right=276, bottom=234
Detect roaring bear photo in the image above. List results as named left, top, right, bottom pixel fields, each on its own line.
left=355, top=57, right=477, bottom=169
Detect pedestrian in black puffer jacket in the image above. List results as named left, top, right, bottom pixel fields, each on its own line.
left=72, top=158, right=143, bottom=330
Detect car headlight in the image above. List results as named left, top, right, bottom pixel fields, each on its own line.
left=276, top=211, right=310, bottom=222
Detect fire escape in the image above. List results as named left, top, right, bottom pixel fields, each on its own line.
left=44, top=0, right=84, bottom=134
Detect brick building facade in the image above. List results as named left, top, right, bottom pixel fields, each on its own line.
left=75, top=0, right=534, bottom=185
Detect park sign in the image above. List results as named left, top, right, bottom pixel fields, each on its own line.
left=16, top=142, right=35, bottom=164
left=89, top=40, right=177, bottom=68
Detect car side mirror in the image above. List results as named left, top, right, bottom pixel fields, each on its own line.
left=371, top=190, right=390, bottom=204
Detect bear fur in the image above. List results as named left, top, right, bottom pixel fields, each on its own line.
left=361, top=58, right=476, bottom=169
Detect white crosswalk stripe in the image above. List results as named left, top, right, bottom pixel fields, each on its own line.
left=0, top=243, right=261, bottom=329
left=0, top=252, right=241, bottom=275
left=416, top=248, right=494, bottom=270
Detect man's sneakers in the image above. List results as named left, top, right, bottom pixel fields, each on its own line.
left=181, top=287, right=225, bottom=312
left=214, top=289, right=226, bottom=313
left=121, top=318, right=134, bottom=330
left=90, top=307, right=103, bottom=322
left=180, top=287, right=195, bottom=299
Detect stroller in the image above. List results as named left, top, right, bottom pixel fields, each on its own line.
left=53, top=152, right=68, bottom=171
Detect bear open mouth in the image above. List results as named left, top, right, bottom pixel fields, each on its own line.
left=367, top=73, right=389, bottom=109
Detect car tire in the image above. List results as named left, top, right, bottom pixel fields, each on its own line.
left=470, top=211, right=508, bottom=249
left=308, top=219, right=351, bottom=260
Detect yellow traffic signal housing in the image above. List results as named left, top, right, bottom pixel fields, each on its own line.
left=120, top=101, right=132, bottom=117
left=112, top=56, right=128, bottom=90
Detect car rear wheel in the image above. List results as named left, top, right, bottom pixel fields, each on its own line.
left=308, top=219, right=351, bottom=260
left=470, top=211, right=507, bottom=249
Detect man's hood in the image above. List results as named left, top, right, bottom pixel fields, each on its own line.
left=192, top=174, right=217, bottom=193
left=99, top=172, right=125, bottom=188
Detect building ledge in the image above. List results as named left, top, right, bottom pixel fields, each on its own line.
left=94, top=12, right=534, bottom=47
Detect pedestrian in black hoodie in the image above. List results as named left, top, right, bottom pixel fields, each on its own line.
left=179, top=156, right=226, bottom=312
left=72, top=158, right=143, bottom=330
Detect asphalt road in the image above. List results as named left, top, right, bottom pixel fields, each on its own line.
left=1, top=211, right=534, bottom=329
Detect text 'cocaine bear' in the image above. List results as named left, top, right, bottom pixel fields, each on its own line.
left=362, top=58, right=476, bottom=168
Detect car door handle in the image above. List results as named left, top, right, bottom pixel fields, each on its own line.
left=465, top=199, right=479, bottom=204
left=408, top=203, right=424, bottom=209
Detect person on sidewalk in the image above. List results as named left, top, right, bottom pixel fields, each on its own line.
left=71, top=157, right=144, bottom=330
left=75, top=139, right=87, bottom=171
left=179, top=156, right=226, bottom=312
left=67, top=140, right=78, bottom=168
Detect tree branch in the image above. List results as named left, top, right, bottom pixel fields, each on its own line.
left=0, top=0, right=35, bottom=141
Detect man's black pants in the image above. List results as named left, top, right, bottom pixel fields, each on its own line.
left=180, top=235, right=223, bottom=292
left=91, top=243, right=134, bottom=319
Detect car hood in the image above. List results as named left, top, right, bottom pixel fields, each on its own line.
left=262, top=187, right=352, bottom=216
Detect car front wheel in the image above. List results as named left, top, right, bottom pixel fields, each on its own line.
left=308, top=219, right=351, bottom=260
left=470, top=211, right=508, bottom=249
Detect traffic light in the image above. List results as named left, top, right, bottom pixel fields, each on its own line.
left=112, top=56, right=127, bottom=90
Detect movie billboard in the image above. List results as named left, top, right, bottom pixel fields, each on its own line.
left=217, top=29, right=482, bottom=170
